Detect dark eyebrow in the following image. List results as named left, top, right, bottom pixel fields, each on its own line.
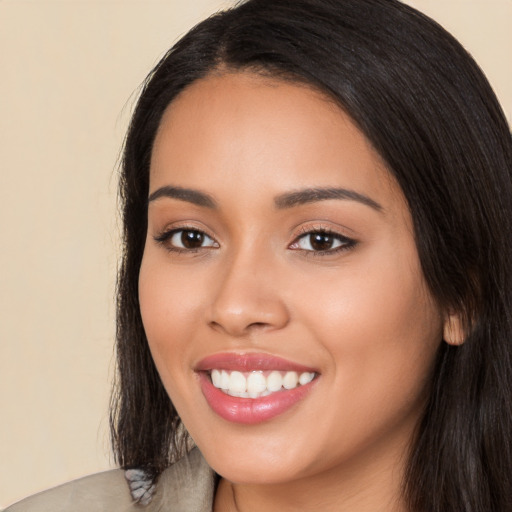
left=274, top=187, right=383, bottom=212
left=148, top=185, right=217, bottom=209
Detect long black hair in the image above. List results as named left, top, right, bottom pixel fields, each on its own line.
left=110, top=1, right=512, bottom=510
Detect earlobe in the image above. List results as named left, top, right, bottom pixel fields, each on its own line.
left=443, top=313, right=465, bottom=346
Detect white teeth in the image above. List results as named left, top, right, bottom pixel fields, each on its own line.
left=267, top=371, right=283, bottom=392
left=210, top=369, right=316, bottom=398
left=211, top=369, right=221, bottom=388
left=283, top=371, right=298, bottom=389
left=220, top=370, right=230, bottom=390
left=229, top=371, right=246, bottom=393
left=247, top=372, right=266, bottom=394
left=299, top=372, right=315, bottom=385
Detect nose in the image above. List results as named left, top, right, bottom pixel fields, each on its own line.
left=206, top=251, right=290, bottom=337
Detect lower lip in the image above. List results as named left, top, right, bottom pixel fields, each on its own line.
left=198, top=372, right=317, bottom=424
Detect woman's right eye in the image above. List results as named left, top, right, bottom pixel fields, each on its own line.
left=155, top=229, right=218, bottom=251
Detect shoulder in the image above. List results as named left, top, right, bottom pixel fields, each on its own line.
left=3, top=469, right=132, bottom=512
left=4, top=447, right=215, bottom=512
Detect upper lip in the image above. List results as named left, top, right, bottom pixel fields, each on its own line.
left=195, top=352, right=318, bottom=373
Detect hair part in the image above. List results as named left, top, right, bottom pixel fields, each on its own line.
left=111, top=1, right=512, bottom=509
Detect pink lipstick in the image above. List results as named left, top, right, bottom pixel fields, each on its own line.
left=196, top=353, right=318, bottom=424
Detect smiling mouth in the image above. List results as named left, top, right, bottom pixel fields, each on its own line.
left=208, top=369, right=317, bottom=399
left=196, top=353, right=320, bottom=423
left=199, top=370, right=319, bottom=424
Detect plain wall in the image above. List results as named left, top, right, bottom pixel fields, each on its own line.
left=0, top=0, right=510, bottom=507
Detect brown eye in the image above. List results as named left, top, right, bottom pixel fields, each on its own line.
left=163, top=229, right=218, bottom=250
left=290, top=230, right=355, bottom=253
left=309, top=233, right=335, bottom=251
left=181, top=230, right=205, bottom=248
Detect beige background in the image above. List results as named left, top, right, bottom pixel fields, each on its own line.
left=0, top=0, right=510, bottom=507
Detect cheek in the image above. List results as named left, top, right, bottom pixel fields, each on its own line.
left=138, top=250, right=204, bottom=380
left=138, top=252, right=212, bottom=433
left=282, top=259, right=442, bottom=468
left=296, top=246, right=443, bottom=406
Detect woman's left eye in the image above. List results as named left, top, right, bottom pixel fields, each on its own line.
left=290, top=231, right=355, bottom=253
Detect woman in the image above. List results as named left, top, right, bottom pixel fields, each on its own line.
left=7, top=0, right=511, bottom=510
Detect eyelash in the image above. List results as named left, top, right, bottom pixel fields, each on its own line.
left=289, top=227, right=357, bottom=256
left=153, top=226, right=357, bottom=256
left=154, top=225, right=218, bottom=254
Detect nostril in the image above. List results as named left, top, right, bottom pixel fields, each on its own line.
left=248, top=322, right=269, bottom=330
left=209, top=320, right=271, bottom=335
left=207, top=292, right=290, bottom=336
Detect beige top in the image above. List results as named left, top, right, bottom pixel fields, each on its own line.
left=4, top=448, right=216, bottom=512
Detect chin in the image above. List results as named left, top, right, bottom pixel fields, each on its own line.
left=192, top=426, right=318, bottom=484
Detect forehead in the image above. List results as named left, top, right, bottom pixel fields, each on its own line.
left=150, top=72, right=402, bottom=211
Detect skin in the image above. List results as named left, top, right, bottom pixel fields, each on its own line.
left=139, top=72, right=447, bottom=511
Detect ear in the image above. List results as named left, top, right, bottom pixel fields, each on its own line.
left=443, top=313, right=465, bottom=346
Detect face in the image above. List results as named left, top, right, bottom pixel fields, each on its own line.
left=139, top=72, right=444, bottom=486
